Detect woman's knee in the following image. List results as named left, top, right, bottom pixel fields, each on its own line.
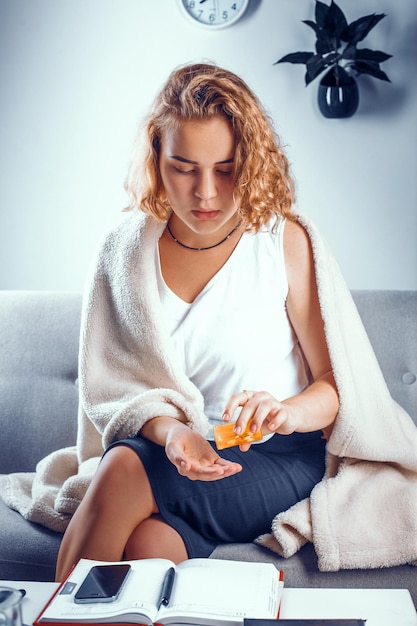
left=86, top=445, right=158, bottom=514
left=124, top=516, right=188, bottom=563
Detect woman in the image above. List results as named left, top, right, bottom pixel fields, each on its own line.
left=55, top=63, right=339, bottom=581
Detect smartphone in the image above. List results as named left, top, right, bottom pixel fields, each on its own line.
left=74, top=564, right=131, bottom=604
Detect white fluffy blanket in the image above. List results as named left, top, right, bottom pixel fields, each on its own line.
left=1, top=211, right=416, bottom=571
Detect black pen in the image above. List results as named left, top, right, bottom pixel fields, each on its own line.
left=158, top=567, right=175, bottom=609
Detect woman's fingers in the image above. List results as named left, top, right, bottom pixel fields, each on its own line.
left=177, top=457, right=242, bottom=481
left=223, top=390, right=285, bottom=435
left=222, top=389, right=255, bottom=426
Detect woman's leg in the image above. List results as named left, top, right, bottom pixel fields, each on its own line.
left=55, top=445, right=158, bottom=581
left=124, top=515, right=188, bottom=563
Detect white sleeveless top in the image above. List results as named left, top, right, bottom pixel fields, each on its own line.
left=156, top=219, right=309, bottom=440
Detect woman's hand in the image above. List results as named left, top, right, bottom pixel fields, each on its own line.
left=165, top=422, right=242, bottom=481
left=222, top=390, right=301, bottom=452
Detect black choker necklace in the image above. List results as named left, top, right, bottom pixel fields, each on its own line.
left=166, top=220, right=242, bottom=251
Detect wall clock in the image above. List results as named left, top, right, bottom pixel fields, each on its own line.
left=179, top=0, right=250, bottom=29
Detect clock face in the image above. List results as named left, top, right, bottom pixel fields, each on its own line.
left=179, top=0, right=250, bottom=29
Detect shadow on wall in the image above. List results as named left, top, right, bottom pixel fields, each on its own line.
left=359, top=15, right=417, bottom=117
left=244, top=0, right=262, bottom=22
left=359, top=79, right=407, bottom=116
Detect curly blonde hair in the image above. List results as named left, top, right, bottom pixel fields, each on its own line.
left=125, top=63, right=296, bottom=230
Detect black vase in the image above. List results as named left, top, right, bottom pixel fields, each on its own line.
left=318, top=67, right=359, bottom=118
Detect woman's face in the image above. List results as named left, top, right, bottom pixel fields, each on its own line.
left=159, top=116, right=238, bottom=240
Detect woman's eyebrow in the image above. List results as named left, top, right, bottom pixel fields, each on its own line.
left=169, top=155, right=234, bottom=165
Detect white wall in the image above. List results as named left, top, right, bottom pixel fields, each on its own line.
left=1, top=0, right=416, bottom=291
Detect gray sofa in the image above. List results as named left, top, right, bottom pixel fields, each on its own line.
left=0, top=290, right=416, bottom=606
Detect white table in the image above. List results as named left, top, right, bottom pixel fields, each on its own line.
left=279, top=588, right=417, bottom=625
left=2, top=581, right=417, bottom=626
left=0, top=581, right=58, bottom=625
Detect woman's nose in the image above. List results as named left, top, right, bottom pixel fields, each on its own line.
left=195, top=171, right=217, bottom=200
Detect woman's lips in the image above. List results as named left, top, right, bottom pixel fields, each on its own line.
left=192, top=210, right=220, bottom=220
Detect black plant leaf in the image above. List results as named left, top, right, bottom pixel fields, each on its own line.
left=353, top=60, right=391, bottom=82
left=323, top=0, right=347, bottom=42
left=341, top=13, right=386, bottom=45
left=275, top=52, right=314, bottom=65
left=275, top=0, right=392, bottom=86
left=342, top=43, right=357, bottom=60
left=353, top=49, right=392, bottom=63
left=306, top=52, right=339, bottom=85
left=303, top=20, right=334, bottom=54
left=315, top=1, right=329, bottom=29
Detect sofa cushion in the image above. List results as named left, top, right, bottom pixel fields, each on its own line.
left=0, top=291, right=80, bottom=473
left=0, top=495, right=61, bottom=581
left=352, top=290, right=417, bottom=420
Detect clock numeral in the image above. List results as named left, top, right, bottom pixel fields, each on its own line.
left=182, top=0, right=248, bottom=26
